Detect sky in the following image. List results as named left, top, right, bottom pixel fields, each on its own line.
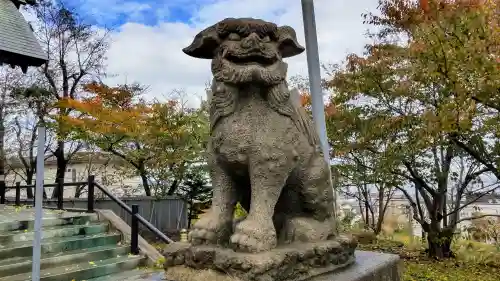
left=29, top=0, right=380, bottom=106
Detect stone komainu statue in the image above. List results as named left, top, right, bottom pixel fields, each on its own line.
left=184, top=18, right=336, bottom=253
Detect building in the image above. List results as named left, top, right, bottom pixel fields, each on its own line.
left=4, top=152, right=144, bottom=198
left=0, top=0, right=47, bottom=72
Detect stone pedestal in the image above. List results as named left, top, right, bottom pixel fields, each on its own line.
left=311, top=251, right=401, bottom=281
left=164, top=249, right=400, bottom=281
left=164, top=235, right=358, bottom=281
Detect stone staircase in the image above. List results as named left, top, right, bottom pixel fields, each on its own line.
left=0, top=206, right=163, bottom=281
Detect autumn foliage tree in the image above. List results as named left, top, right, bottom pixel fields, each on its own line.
left=29, top=1, right=110, bottom=198
left=59, top=82, right=209, bottom=197
left=326, top=0, right=500, bottom=258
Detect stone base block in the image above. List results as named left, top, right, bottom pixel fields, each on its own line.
left=163, top=235, right=357, bottom=281
left=311, top=251, right=401, bottom=281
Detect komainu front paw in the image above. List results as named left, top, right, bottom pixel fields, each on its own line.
left=230, top=218, right=277, bottom=253
left=188, top=213, right=232, bottom=246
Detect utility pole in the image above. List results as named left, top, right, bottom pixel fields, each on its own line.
left=32, top=126, right=46, bottom=281
left=301, top=0, right=338, bottom=218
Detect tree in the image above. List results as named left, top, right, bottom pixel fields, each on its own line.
left=0, top=69, right=24, bottom=189
left=143, top=94, right=209, bottom=198
left=325, top=0, right=500, bottom=258
left=335, top=150, right=398, bottom=235
left=29, top=0, right=110, bottom=198
left=8, top=85, right=54, bottom=198
left=176, top=167, right=212, bottom=229
left=297, top=90, right=397, bottom=234
left=59, top=82, right=209, bottom=196
left=415, top=0, right=500, bottom=179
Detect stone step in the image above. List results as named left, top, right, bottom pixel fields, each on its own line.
left=0, top=212, right=99, bottom=232
left=0, top=245, right=130, bottom=277
left=87, top=269, right=165, bottom=281
left=0, top=233, right=122, bottom=260
left=0, top=222, right=109, bottom=244
left=0, top=255, right=145, bottom=281
left=0, top=207, right=154, bottom=281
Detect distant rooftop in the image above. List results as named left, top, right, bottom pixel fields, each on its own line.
left=0, top=0, right=47, bottom=72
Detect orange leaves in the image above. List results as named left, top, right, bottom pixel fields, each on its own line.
left=299, top=93, right=311, bottom=107
left=299, top=92, right=338, bottom=117
left=58, top=82, right=153, bottom=140
left=325, top=103, right=337, bottom=116
left=420, top=0, right=430, bottom=12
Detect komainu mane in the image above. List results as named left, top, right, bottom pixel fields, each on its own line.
left=183, top=18, right=336, bottom=253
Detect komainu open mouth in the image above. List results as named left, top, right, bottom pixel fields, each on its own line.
left=226, top=53, right=276, bottom=66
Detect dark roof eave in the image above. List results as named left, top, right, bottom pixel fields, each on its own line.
left=0, top=49, right=47, bottom=72
left=0, top=0, right=48, bottom=72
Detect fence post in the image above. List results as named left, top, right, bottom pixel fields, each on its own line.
left=57, top=178, right=64, bottom=210
left=15, top=182, right=21, bottom=206
left=131, top=204, right=139, bottom=255
left=87, top=175, right=95, bottom=213
left=0, top=180, right=5, bottom=205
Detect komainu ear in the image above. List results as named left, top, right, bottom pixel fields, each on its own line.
left=277, top=26, right=305, bottom=58
left=182, top=25, right=220, bottom=59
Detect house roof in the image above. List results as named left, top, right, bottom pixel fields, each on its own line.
left=0, top=0, right=47, bottom=72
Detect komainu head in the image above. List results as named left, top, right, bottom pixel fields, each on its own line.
left=183, top=18, right=304, bottom=85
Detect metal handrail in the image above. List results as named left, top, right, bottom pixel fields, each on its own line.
left=0, top=179, right=87, bottom=208
left=94, top=182, right=174, bottom=244
left=4, top=181, right=87, bottom=189
left=0, top=175, right=174, bottom=254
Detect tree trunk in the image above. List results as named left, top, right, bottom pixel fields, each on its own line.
left=0, top=99, right=5, bottom=196
left=138, top=167, right=151, bottom=196
left=374, top=216, right=384, bottom=235
left=0, top=117, right=5, bottom=192
left=26, top=171, right=34, bottom=198
left=426, top=229, right=454, bottom=259
left=52, top=142, right=67, bottom=198
left=167, top=179, right=179, bottom=196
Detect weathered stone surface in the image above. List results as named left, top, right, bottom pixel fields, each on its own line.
left=164, top=250, right=401, bottom=281
left=311, top=251, right=401, bottom=281
left=164, top=235, right=357, bottom=281
left=184, top=17, right=338, bottom=254
left=170, top=16, right=360, bottom=281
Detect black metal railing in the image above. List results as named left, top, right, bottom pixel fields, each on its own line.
left=0, top=178, right=88, bottom=208
left=0, top=175, right=173, bottom=254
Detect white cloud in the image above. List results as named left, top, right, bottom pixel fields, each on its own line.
left=31, top=0, right=381, bottom=107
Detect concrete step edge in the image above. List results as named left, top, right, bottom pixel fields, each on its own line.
left=87, top=269, right=164, bottom=281
left=0, top=213, right=99, bottom=232
left=0, top=223, right=110, bottom=243
left=0, top=245, right=131, bottom=277
left=0, top=233, right=123, bottom=259
left=0, top=255, right=145, bottom=281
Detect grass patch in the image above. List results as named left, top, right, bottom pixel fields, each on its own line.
left=358, top=234, right=500, bottom=281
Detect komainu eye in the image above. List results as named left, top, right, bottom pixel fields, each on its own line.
left=228, top=33, right=241, bottom=41
left=262, top=36, right=270, bottom=43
